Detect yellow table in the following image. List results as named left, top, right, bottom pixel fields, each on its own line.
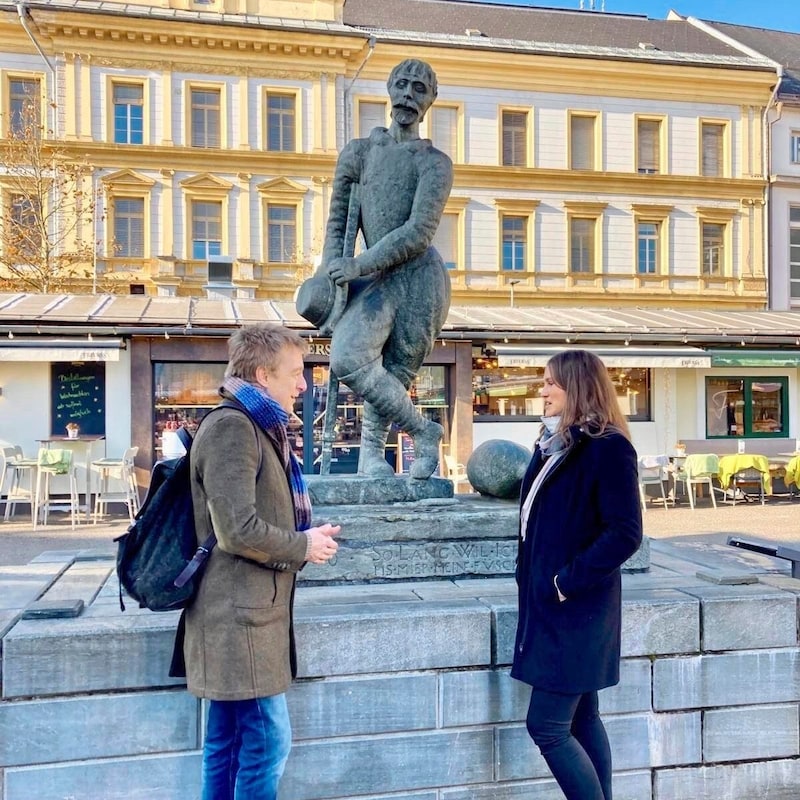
left=718, top=453, right=772, bottom=495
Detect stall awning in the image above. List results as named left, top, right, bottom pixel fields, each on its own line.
left=493, top=345, right=711, bottom=368
left=710, top=350, right=800, bottom=367
left=0, top=338, right=123, bottom=362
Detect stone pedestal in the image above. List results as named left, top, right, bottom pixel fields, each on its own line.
left=302, top=475, right=650, bottom=583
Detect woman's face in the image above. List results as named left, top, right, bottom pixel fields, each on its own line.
left=542, top=365, right=567, bottom=417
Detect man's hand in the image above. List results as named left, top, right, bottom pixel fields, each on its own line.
left=306, top=523, right=341, bottom=564
left=327, top=257, right=360, bottom=287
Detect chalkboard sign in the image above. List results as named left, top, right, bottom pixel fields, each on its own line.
left=50, top=362, right=106, bottom=436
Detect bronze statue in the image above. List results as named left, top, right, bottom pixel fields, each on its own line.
left=298, top=59, right=453, bottom=479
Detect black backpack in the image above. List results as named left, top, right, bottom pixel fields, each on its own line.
left=115, top=401, right=260, bottom=612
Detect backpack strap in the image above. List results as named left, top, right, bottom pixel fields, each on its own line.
left=172, top=400, right=264, bottom=591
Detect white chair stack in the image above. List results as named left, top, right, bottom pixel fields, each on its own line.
left=92, top=446, right=140, bottom=523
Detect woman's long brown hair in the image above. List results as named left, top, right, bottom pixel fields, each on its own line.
left=546, top=349, right=631, bottom=444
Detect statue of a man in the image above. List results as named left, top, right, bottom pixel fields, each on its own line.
left=319, top=58, right=453, bottom=480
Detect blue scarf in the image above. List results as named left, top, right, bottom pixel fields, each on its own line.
left=222, top=376, right=312, bottom=532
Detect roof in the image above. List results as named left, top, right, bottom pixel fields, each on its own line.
left=700, top=20, right=800, bottom=97
left=2, top=293, right=800, bottom=348
left=342, top=0, right=769, bottom=66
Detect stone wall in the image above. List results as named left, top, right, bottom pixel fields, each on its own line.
left=1, top=541, right=800, bottom=799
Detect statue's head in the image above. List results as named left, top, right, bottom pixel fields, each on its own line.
left=387, top=59, right=438, bottom=125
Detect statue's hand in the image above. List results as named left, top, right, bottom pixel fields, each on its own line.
left=327, top=257, right=360, bottom=287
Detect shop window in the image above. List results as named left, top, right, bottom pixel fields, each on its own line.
left=153, top=362, right=227, bottom=457
left=472, top=356, right=650, bottom=422
left=305, top=365, right=448, bottom=475
left=705, top=377, right=788, bottom=438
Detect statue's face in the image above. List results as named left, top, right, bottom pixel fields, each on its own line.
left=388, top=67, right=435, bottom=126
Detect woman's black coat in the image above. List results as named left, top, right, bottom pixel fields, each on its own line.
left=511, top=425, right=643, bottom=694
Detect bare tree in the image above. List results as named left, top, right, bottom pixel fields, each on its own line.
left=0, top=92, right=97, bottom=294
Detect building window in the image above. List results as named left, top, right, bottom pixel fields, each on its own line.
left=266, top=93, right=295, bottom=152
left=430, top=105, right=458, bottom=160
left=9, top=77, right=40, bottom=136
left=501, top=110, right=528, bottom=167
left=702, top=222, right=724, bottom=275
left=472, top=357, right=651, bottom=421
left=570, top=217, right=595, bottom=273
left=637, top=118, right=660, bottom=174
left=191, top=88, right=220, bottom=148
left=9, top=193, right=41, bottom=258
left=790, top=207, right=800, bottom=301
left=267, top=204, right=297, bottom=263
left=705, top=377, right=788, bottom=438
left=191, top=200, right=222, bottom=259
left=570, top=114, right=596, bottom=170
left=501, top=215, right=526, bottom=271
left=113, top=198, right=145, bottom=257
left=129, top=283, right=146, bottom=295
left=637, top=222, right=659, bottom=274
left=113, top=83, right=143, bottom=145
left=791, top=132, right=800, bottom=164
left=357, top=100, right=387, bottom=137
left=701, top=121, right=725, bottom=177
left=432, top=212, right=458, bottom=269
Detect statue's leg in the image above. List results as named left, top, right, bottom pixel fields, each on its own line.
left=357, top=402, right=394, bottom=476
left=338, top=358, right=442, bottom=481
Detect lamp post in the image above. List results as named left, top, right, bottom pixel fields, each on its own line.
left=509, top=279, right=521, bottom=308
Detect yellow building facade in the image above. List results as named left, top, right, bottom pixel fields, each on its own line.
left=0, top=0, right=777, bottom=309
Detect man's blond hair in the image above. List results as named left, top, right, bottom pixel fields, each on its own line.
left=225, top=324, right=307, bottom=382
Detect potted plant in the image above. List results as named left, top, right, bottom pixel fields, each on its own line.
left=65, top=422, right=80, bottom=439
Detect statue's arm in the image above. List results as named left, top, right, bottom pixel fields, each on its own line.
left=320, top=141, right=362, bottom=267
left=355, top=150, right=454, bottom=276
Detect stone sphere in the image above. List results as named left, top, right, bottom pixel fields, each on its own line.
left=466, top=439, right=531, bottom=499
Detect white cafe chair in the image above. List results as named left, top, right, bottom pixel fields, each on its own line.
left=33, top=448, right=80, bottom=529
left=1, top=446, right=38, bottom=522
left=637, top=454, right=670, bottom=512
left=92, top=446, right=140, bottom=523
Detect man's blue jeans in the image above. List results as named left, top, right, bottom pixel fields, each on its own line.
left=202, top=694, right=291, bottom=800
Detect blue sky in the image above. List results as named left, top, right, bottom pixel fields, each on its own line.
left=473, top=0, right=800, bottom=34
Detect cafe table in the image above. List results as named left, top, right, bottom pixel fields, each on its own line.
left=717, top=453, right=772, bottom=495
left=35, top=435, right=106, bottom=520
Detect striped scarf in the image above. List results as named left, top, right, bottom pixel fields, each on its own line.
left=222, top=376, right=312, bottom=531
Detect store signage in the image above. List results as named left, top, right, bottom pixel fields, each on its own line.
left=497, top=353, right=710, bottom=368
left=308, top=341, right=331, bottom=356
left=711, top=352, right=800, bottom=368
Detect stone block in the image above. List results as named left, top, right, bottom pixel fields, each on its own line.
left=0, top=563, right=67, bottom=612
left=3, top=752, right=202, bottom=800
left=703, top=704, right=799, bottom=762
left=678, top=584, right=797, bottom=651
left=301, top=498, right=519, bottom=583
left=621, top=589, right=699, bottom=656
left=655, top=759, right=800, bottom=800
left=294, top=599, right=491, bottom=677
left=439, top=660, right=652, bottom=729
left=307, top=475, right=453, bottom=505
left=2, top=614, right=183, bottom=698
left=483, top=596, right=517, bottom=665
left=0, top=690, right=198, bottom=767
left=497, top=711, right=700, bottom=781
left=289, top=674, right=437, bottom=739
left=282, top=729, right=493, bottom=799
left=442, top=770, right=652, bottom=800
left=654, top=650, right=800, bottom=711
left=21, top=599, right=84, bottom=619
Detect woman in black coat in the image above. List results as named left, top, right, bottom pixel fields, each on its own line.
left=512, top=350, right=643, bottom=800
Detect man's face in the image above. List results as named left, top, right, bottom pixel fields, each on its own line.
left=388, top=68, right=435, bottom=126
left=259, top=345, right=307, bottom=414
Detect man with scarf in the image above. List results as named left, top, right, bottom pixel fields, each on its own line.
left=182, top=323, right=340, bottom=800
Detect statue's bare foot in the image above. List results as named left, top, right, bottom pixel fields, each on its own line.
left=359, top=449, right=395, bottom=477
left=410, top=420, right=443, bottom=480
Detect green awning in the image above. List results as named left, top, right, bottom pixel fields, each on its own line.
left=710, top=351, right=800, bottom=367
